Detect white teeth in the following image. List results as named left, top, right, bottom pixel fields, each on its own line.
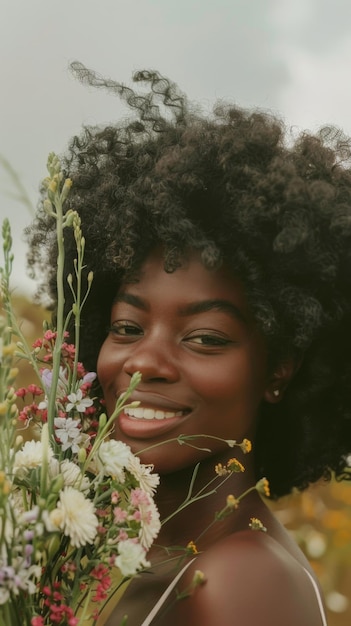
left=124, top=407, right=185, bottom=420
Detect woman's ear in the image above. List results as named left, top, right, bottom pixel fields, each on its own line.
left=264, top=356, right=302, bottom=404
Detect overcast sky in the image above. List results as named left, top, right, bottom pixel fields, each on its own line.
left=2, top=0, right=351, bottom=291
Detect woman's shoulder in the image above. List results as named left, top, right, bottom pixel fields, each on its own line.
left=155, top=530, right=325, bottom=626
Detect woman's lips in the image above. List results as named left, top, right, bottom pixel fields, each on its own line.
left=116, top=404, right=191, bottom=440
left=124, top=406, right=187, bottom=420
left=114, top=391, right=193, bottom=439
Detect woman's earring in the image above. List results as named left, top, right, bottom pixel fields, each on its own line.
left=273, top=389, right=280, bottom=397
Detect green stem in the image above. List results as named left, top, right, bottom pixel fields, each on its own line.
left=47, top=193, right=65, bottom=441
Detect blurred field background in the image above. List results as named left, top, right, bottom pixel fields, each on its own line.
left=5, top=294, right=351, bottom=626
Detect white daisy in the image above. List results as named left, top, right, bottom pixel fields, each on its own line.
left=114, top=539, right=150, bottom=577
left=50, top=486, right=98, bottom=547
left=49, top=458, right=90, bottom=493
left=13, top=440, right=54, bottom=477
left=93, top=440, right=132, bottom=482
left=127, top=455, right=160, bottom=495
left=137, top=497, right=161, bottom=550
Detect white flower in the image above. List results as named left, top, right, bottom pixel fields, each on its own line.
left=66, top=389, right=93, bottom=412
left=114, top=539, right=150, bottom=577
left=42, top=509, right=59, bottom=533
left=50, top=486, right=98, bottom=547
left=54, top=417, right=86, bottom=453
left=13, top=440, right=54, bottom=476
left=93, top=440, right=132, bottom=481
left=49, top=458, right=90, bottom=493
left=0, top=558, right=41, bottom=602
left=137, top=497, right=161, bottom=550
left=59, top=459, right=90, bottom=492
left=13, top=563, right=41, bottom=595
left=127, top=455, right=160, bottom=495
left=19, top=505, right=40, bottom=525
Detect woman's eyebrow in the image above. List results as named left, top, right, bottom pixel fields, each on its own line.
left=113, top=294, right=246, bottom=323
left=113, top=293, right=148, bottom=309
left=179, top=299, right=247, bottom=323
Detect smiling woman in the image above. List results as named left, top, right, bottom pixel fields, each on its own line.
left=25, top=63, right=351, bottom=625
left=97, top=249, right=270, bottom=475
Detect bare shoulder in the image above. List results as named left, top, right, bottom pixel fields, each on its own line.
left=154, top=531, right=325, bottom=626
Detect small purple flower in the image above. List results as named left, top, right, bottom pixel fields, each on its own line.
left=24, top=544, right=34, bottom=558
left=41, top=368, right=53, bottom=389
left=82, top=372, right=97, bottom=384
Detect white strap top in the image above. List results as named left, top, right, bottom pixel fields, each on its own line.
left=141, top=560, right=328, bottom=626
left=303, top=568, right=328, bottom=626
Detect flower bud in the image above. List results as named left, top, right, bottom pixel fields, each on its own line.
left=226, top=494, right=239, bottom=509
left=191, top=570, right=206, bottom=587
left=227, top=458, right=245, bottom=473
left=43, top=199, right=54, bottom=215
left=8, top=367, right=19, bottom=383
left=48, top=179, right=58, bottom=195
left=78, top=448, right=87, bottom=464
left=186, top=540, right=198, bottom=555
left=255, top=477, right=270, bottom=498
left=98, top=413, right=107, bottom=429
left=2, top=343, right=16, bottom=357
left=15, top=435, right=24, bottom=449
left=50, top=475, right=64, bottom=493
left=46, top=533, right=61, bottom=560
left=64, top=210, right=75, bottom=228
left=60, top=178, right=73, bottom=203
left=41, top=176, right=51, bottom=189
left=130, top=371, right=142, bottom=387
left=249, top=517, right=267, bottom=532
left=239, top=438, right=252, bottom=454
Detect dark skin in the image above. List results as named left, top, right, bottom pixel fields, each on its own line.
left=98, top=250, right=326, bottom=625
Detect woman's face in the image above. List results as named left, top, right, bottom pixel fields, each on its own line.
left=97, top=249, right=273, bottom=473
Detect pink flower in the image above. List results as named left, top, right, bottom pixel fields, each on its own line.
left=43, top=330, right=57, bottom=341
left=111, top=491, right=120, bottom=504
left=15, top=387, right=27, bottom=398
left=27, top=384, right=43, bottom=396
left=117, top=530, right=128, bottom=542
left=130, top=488, right=151, bottom=507
left=113, top=507, right=128, bottom=523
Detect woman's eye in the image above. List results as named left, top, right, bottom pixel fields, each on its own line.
left=185, top=334, right=232, bottom=347
left=108, top=322, right=143, bottom=337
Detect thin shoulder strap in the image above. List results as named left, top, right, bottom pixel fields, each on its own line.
left=141, top=559, right=196, bottom=626
left=303, top=567, right=328, bottom=626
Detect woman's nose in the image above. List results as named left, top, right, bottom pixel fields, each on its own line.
left=122, top=338, right=180, bottom=383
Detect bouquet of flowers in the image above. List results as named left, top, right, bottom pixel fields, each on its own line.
left=0, top=154, right=161, bottom=626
